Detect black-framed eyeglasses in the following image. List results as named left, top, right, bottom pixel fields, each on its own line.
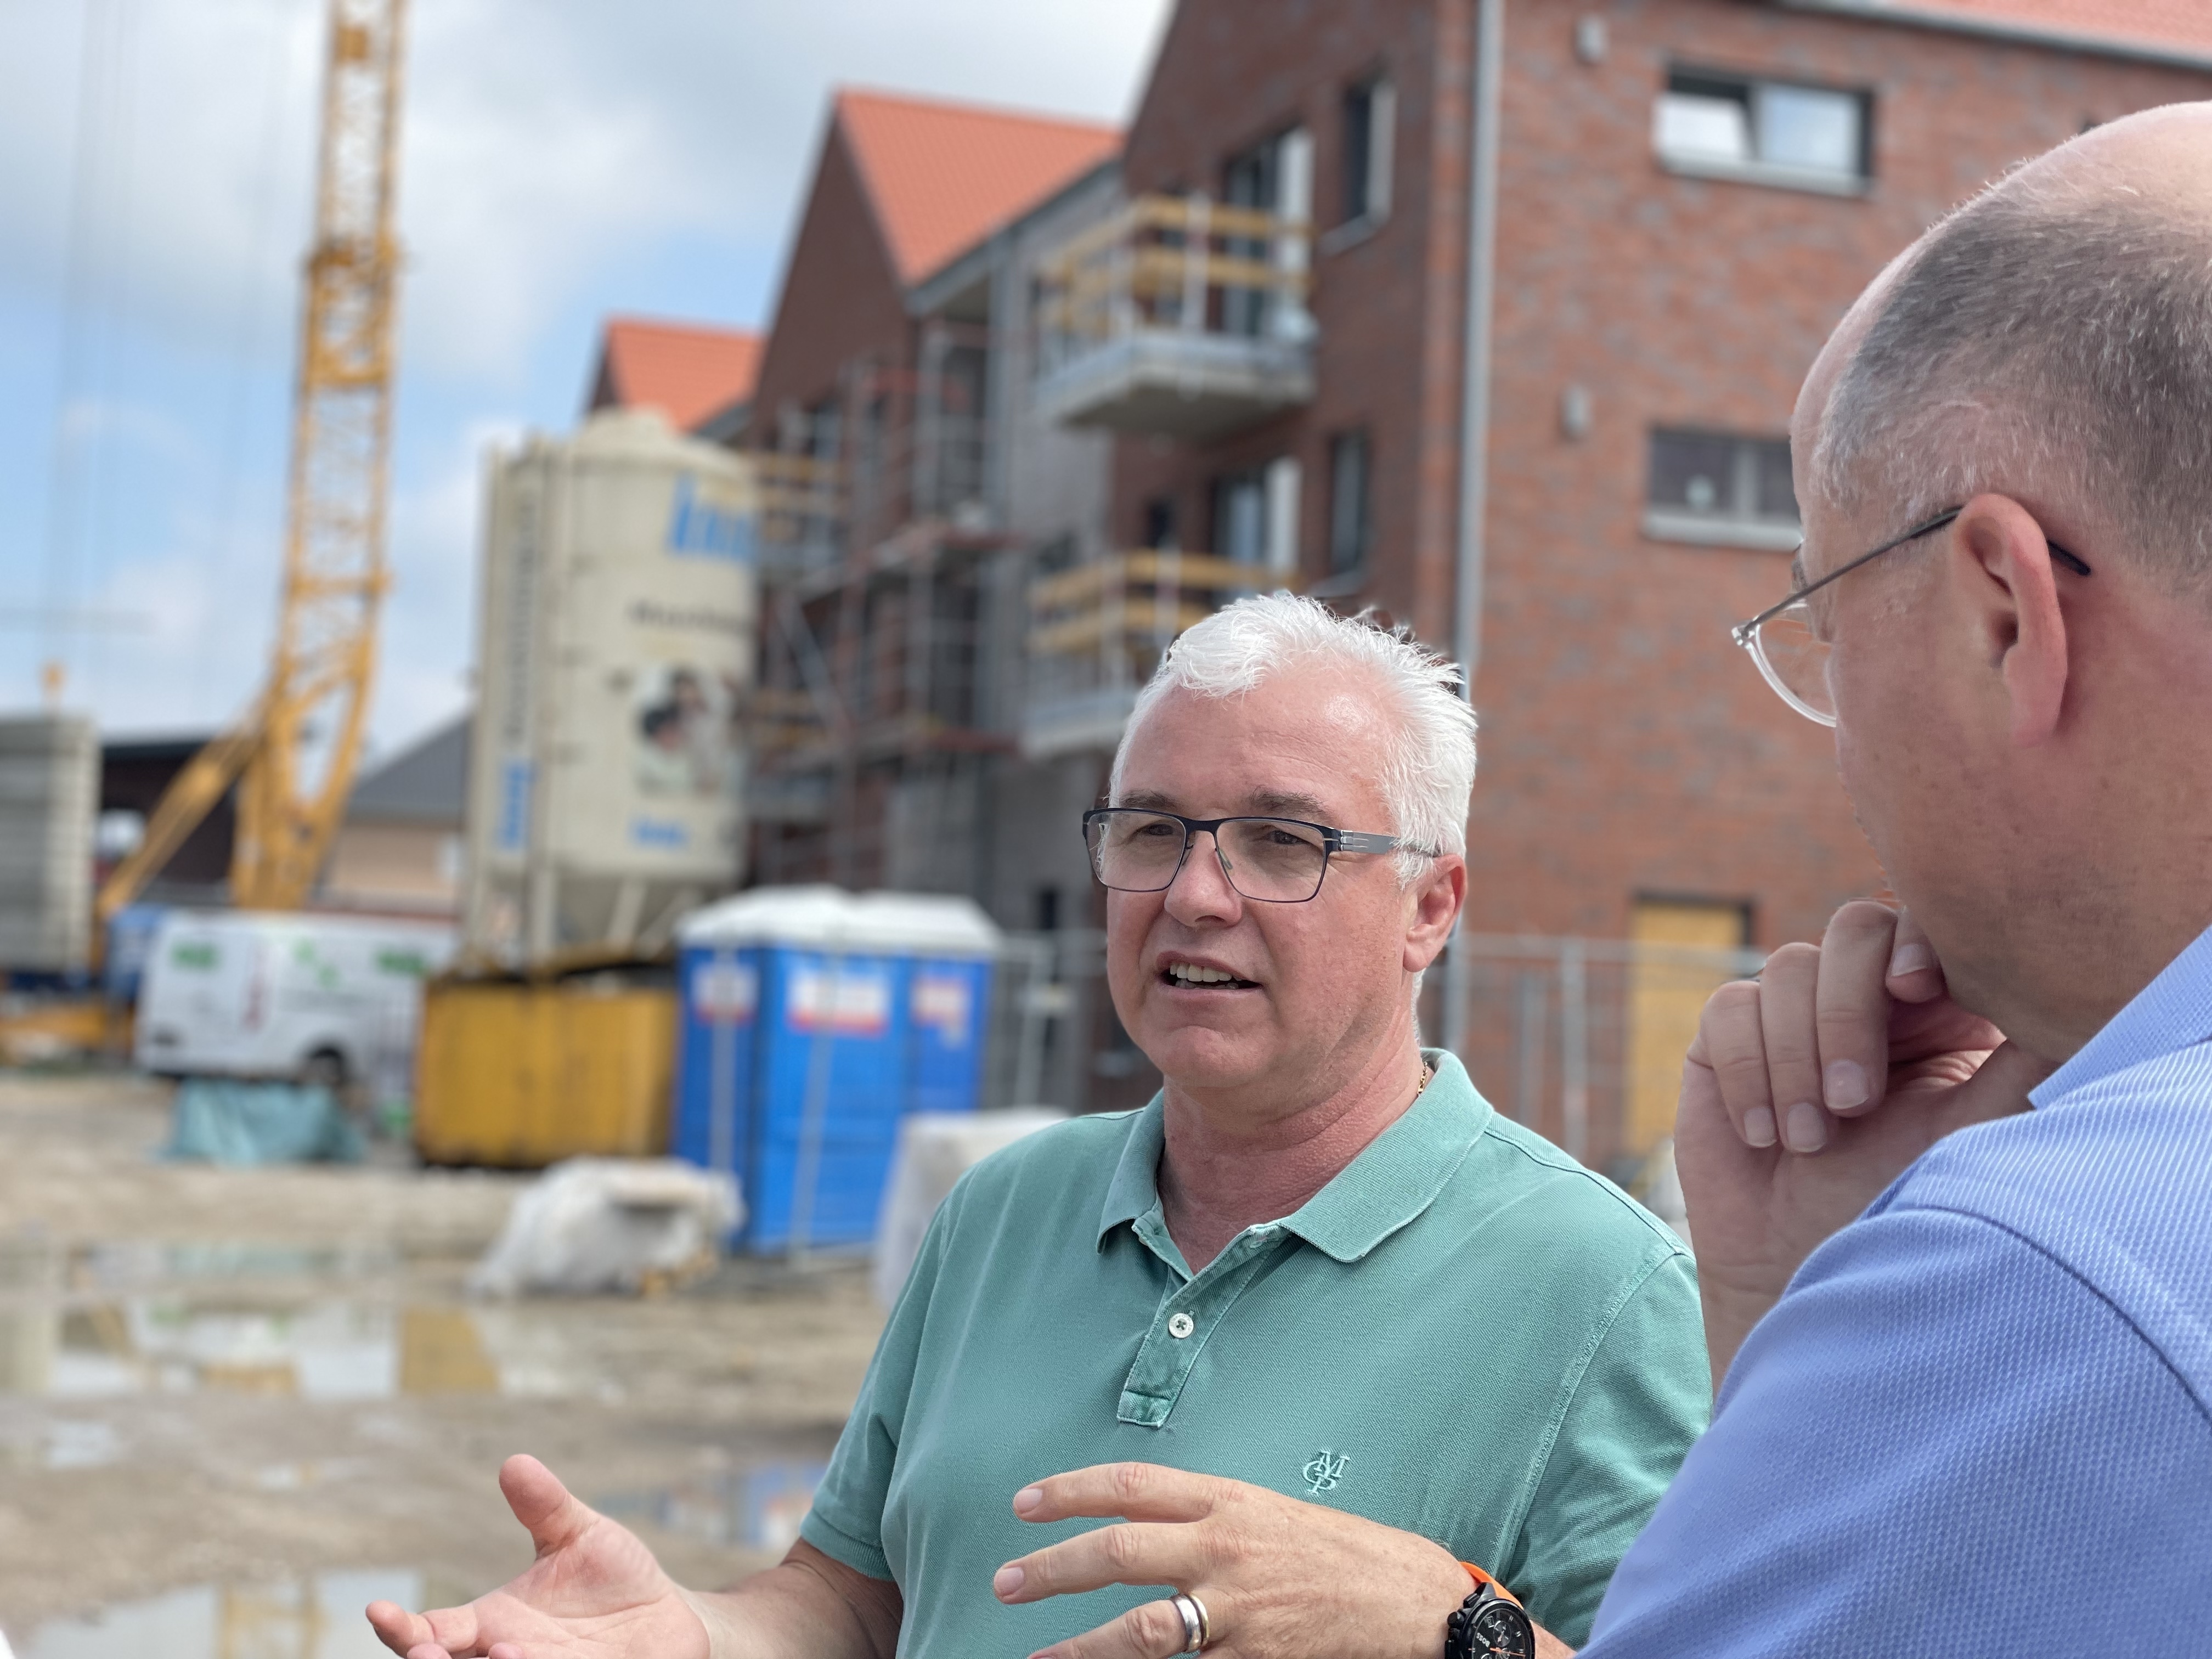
left=1731, top=505, right=2093, bottom=726
left=1081, top=808, right=1431, bottom=904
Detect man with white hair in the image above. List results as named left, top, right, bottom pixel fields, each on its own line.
left=369, top=594, right=1709, bottom=1658
left=988, top=101, right=2212, bottom=1659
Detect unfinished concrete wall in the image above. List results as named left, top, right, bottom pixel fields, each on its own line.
left=0, top=715, right=98, bottom=974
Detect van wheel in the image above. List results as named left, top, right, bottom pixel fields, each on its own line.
left=302, top=1048, right=348, bottom=1092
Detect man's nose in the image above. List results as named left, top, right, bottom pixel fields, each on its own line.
left=1163, top=829, right=1244, bottom=922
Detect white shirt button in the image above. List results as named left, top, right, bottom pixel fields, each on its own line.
left=1167, top=1312, right=1195, bottom=1339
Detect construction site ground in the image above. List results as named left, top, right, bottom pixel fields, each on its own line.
left=0, top=1070, right=885, bottom=1655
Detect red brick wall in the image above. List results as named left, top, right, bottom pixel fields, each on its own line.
left=1116, top=0, right=1474, bottom=644
left=748, top=119, right=911, bottom=439
left=1112, top=0, right=2212, bottom=950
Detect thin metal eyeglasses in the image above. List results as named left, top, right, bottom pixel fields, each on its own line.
left=1081, top=808, right=1434, bottom=904
left=1731, top=505, right=2093, bottom=726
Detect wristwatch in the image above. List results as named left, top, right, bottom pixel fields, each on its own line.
left=1444, top=1561, right=1534, bottom=1659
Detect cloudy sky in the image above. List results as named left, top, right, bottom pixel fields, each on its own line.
left=0, top=0, right=1170, bottom=758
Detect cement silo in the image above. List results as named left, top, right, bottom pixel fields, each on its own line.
left=462, top=410, right=758, bottom=964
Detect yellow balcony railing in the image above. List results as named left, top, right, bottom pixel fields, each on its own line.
left=751, top=452, right=845, bottom=566
left=1022, top=550, right=1289, bottom=753
left=1036, top=195, right=1312, bottom=356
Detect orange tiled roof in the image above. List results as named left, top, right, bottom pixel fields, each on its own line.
left=595, top=318, right=763, bottom=432
left=836, top=88, right=1121, bottom=286
left=1859, top=0, right=2212, bottom=56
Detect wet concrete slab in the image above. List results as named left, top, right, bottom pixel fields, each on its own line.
left=16, top=1570, right=421, bottom=1658
left=0, top=1073, right=883, bottom=1644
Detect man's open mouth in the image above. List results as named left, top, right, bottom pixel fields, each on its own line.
left=1160, top=962, right=1259, bottom=990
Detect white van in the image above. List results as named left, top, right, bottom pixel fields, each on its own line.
left=135, top=911, right=456, bottom=1089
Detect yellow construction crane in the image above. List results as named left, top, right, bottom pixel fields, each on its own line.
left=95, top=0, right=408, bottom=927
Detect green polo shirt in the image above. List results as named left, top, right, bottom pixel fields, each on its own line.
left=802, top=1051, right=1707, bottom=1654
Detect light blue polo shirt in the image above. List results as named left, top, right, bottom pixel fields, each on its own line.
left=802, top=1051, right=1709, bottom=1655
left=1585, top=924, right=2212, bottom=1656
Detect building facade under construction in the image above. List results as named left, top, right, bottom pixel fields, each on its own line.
left=693, top=0, right=2212, bottom=1153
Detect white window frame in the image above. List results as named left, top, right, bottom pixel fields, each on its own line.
left=1643, top=428, right=1801, bottom=551
left=1324, top=76, right=1395, bottom=253
left=1653, top=69, right=1871, bottom=199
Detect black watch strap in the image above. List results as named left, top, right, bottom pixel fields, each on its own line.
left=1444, top=1565, right=1536, bottom=1659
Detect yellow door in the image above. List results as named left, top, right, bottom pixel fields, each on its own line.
left=1624, top=900, right=1748, bottom=1162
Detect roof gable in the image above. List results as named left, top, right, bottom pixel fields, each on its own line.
left=349, top=714, right=470, bottom=826
left=834, top=88, right=1120, bottom=286
left=590, top=318, right=763, bottom=432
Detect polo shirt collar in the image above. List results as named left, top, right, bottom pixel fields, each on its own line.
left=1096, top=1049, right=1491, bottom=1263
left=2031, top=919, right=2212, bottom=1109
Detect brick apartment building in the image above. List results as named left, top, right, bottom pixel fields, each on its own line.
left=736, top=4, right=2212, bottom=1159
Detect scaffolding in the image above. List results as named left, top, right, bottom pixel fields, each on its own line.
left=743, top=336, right=1013, bottom=897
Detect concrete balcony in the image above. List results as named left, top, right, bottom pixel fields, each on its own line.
left=1020, top=550, right=1284, bottom=759
left=1033, top=195, right=1315, bottom=443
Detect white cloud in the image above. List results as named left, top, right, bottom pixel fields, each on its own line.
left=0, top=0, right=1173, bottom=755
left=371, top=416, right=519, bottom=746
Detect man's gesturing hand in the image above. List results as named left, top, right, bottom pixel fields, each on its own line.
left=1678, top=900, right=2052, bottom=1389
left=365, top=1454, right=709, bottom=1659
left=991, top=1462, right=1571, bottom=1659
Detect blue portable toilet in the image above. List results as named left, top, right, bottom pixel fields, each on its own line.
left=104, top=904, right=170, bottom=1004
left=672, top=886, right=998, bottom=1255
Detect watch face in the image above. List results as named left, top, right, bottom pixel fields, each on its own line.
left=1466, top=1599, right=1534, bottom=1659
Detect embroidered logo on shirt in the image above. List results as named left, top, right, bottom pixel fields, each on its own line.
left=1302, top=1451, right=1351, bottom=1494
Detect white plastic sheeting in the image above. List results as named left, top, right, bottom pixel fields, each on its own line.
left=468, top=1158, right=743, bottom=1297
left=871, top=1110, right=1066, bottom=1307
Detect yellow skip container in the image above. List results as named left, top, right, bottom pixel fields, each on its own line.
left=414, top=960, right=676, bottom=1168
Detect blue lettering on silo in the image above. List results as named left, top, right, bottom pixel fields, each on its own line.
left=665, top=473, right=757, bottom=566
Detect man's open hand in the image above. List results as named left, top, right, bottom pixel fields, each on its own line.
left=365, top=1454, right=709, bottom=1659
left=1678, top=900, right=2052, bottom=1388
left=990, top=1462, right=1571, bottom=1659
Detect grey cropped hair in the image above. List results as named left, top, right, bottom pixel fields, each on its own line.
left=1813, top=172, right=2212, bottom=592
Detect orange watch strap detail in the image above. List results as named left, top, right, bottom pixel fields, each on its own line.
left=1459, top=1562, right=1523, bottom=1609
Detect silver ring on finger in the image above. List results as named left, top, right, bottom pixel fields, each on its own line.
left=1169, top=1590, right=1212, bottom=1654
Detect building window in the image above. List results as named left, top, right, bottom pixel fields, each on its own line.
left=1328, top=430, right=1372, bottom=574
left=1142, top=496, right=1179, bottom=552
left=1654, top=69, right=1870, bottom=195
left=1213, top=470, right=1268, bottom=566
left=1339, top=77, right=1395, bottom=229
left=1211, top=456, right=1302, bottom=575
left=1644, top=428, right=1799, bottom=550
left=1221, top=126, right=1313, bottom=337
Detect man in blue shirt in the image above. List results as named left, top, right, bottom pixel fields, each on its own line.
left=990, top=100, right=2212, bottom=1658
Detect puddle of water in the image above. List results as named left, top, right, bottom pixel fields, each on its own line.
left=0, top=1233, right=616, bottom=1406
left=72, top=1242, right=402, bottom=1292
left=597, top=1459, right=827, bottom=1553
left=40, top=1420, right=122, bottom=1471
left=10, top=1569, right=420, bottom=1659
left=1, top=1300, right=584, bottom=1402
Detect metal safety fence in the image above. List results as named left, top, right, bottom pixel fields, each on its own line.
left=1447, top=934, right=1765, bottom=1184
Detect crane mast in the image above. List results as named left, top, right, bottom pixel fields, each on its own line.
left=96, top=0, right=408, bottom=923
left=233, top=0, right=408, bottom=907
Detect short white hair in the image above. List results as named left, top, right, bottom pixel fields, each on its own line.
left=1108, top=592, right=1478, bottom=881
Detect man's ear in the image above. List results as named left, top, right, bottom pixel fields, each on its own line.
left=1951, top=493, right=2070, bottom=747
left=1404, top=855, right=1466, bottom=973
